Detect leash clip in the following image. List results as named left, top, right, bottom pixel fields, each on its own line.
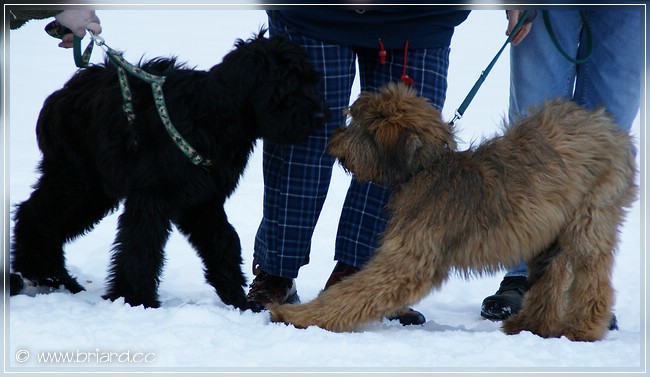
left=87, top=30, right=106, bottom=48
left=73, top=29, right=109, bottom=68
left=449, top=111, right=462, bottom=126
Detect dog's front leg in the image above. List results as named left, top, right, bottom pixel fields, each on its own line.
left=104, top=195, right=172, bottom=308
left=175, top=201, right=251, bottom=311
left=270, top=232, right=443, bottom=332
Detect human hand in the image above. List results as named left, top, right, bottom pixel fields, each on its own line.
left=57, top=33, right=75, bottom=49
left=54, top=10, right=101, bottom=38
left=506, top=10, right=534, bottom=46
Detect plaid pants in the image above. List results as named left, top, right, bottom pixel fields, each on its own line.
left=253, top=16, right=451, bottom=278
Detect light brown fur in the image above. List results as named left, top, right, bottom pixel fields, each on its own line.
left=269, top=83, right=637, bottom=341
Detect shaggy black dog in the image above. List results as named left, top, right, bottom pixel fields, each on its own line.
left=10, top=31, right=327, bottom=310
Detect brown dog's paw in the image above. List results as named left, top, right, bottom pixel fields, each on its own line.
left=267, top=303, right=283, bottom=322
left=501, top=317, right=524, bottom=336
left=561, top=325, right=607, bottom=342
left=503, top=314, right=564, bottom=339
left=268, top=303, right=309, bottom=329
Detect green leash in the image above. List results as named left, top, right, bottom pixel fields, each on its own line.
left=450, top=10, right=593, bottom=126
left=72, top=33, right=212, bottom=168
left=450, top=10, right=531, bottom=125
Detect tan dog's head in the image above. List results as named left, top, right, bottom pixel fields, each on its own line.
left=328, top=82, right=456, bottom=186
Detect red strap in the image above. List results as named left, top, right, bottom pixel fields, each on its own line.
left=400, top=40, right=413, bottom=86
left=378, top=39, right=386, bottom=65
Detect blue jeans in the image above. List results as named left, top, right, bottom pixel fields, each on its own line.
left=254, top=15, right=451, bottom=278
left=505, top=9, right=642, bottom=278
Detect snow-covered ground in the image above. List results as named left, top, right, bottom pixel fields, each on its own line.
left=3, top=8, right=646, bottom=375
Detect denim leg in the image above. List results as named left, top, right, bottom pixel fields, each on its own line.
left=574, top=9, right=642, bottom=132
left=509, top=10, right=582, bottom=123
left=511, top=9, right=642, bottom=130
left=254, top=19, right=357, bottom=279
left=504, top=261, right=529, bottom=278
left=334, top=46, right=450, bottom=269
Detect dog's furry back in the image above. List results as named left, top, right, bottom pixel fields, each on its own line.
left=393, top=99, right=636, bottom=275
left=270, top=83, right=636, bottom=340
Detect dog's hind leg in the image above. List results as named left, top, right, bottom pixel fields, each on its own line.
left=502, top=240, right=570, bottom=338
left=12, top=161, right=117, bottom=294
left=104, top=195, right=172, bottom=308
left=269, top=233, right=442, bottom=332
left=175, top=202, right=250, bottom=311
left=559, top=203, right=623, bottom=342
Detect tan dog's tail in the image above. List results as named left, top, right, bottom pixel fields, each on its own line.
left=269, top=236, right=439, bottom=332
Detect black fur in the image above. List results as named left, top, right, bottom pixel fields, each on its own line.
left=10, top=31, right=327, bottom=310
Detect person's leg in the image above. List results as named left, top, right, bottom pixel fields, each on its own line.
left=249, top=16, right=357, bottom=306
left=574, top=9, right=641, bottom=133
left=509, top=10, right=582, bottom=122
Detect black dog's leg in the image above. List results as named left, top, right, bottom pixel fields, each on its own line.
left=104, top=195, right=171, bottom=308
left=12, top=167, right=117, bottom=294
left=175, top=201, right=251, bottom=311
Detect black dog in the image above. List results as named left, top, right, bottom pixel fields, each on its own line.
left=10, top=31, right=327, bottom=310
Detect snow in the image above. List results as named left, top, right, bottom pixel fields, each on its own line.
left=3, top=8, right=645, bottom=375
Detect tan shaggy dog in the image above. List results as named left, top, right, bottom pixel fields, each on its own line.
left=269, top=82, right=637, bottom=342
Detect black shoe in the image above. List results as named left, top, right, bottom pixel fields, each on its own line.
left=325, top=261, right=426, bottom=326
left=247, top=269, right=299, bottom=308
left=480, top=276, right=527, bottom=320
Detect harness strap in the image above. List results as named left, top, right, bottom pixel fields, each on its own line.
left=115, top=65, right=136, bottom=124
left=72, top=34, right=212, bottom=168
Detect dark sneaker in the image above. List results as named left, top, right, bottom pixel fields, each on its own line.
left=247, top=269, right=299, bottom=308
left=325, top=261, right=426, bottom=326
left=480, top=276, right=527, bottom=320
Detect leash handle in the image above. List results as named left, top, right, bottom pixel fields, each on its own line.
left=451, top=9, right=531, bottom=125
left=73, top=30, right=106, bottom=68
left=45, top=21, right=95, bottom=68
left=73, top=35, right=91, bottom=68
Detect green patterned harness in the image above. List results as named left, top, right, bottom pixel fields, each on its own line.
left=75, top=33, right=212, bottom=168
